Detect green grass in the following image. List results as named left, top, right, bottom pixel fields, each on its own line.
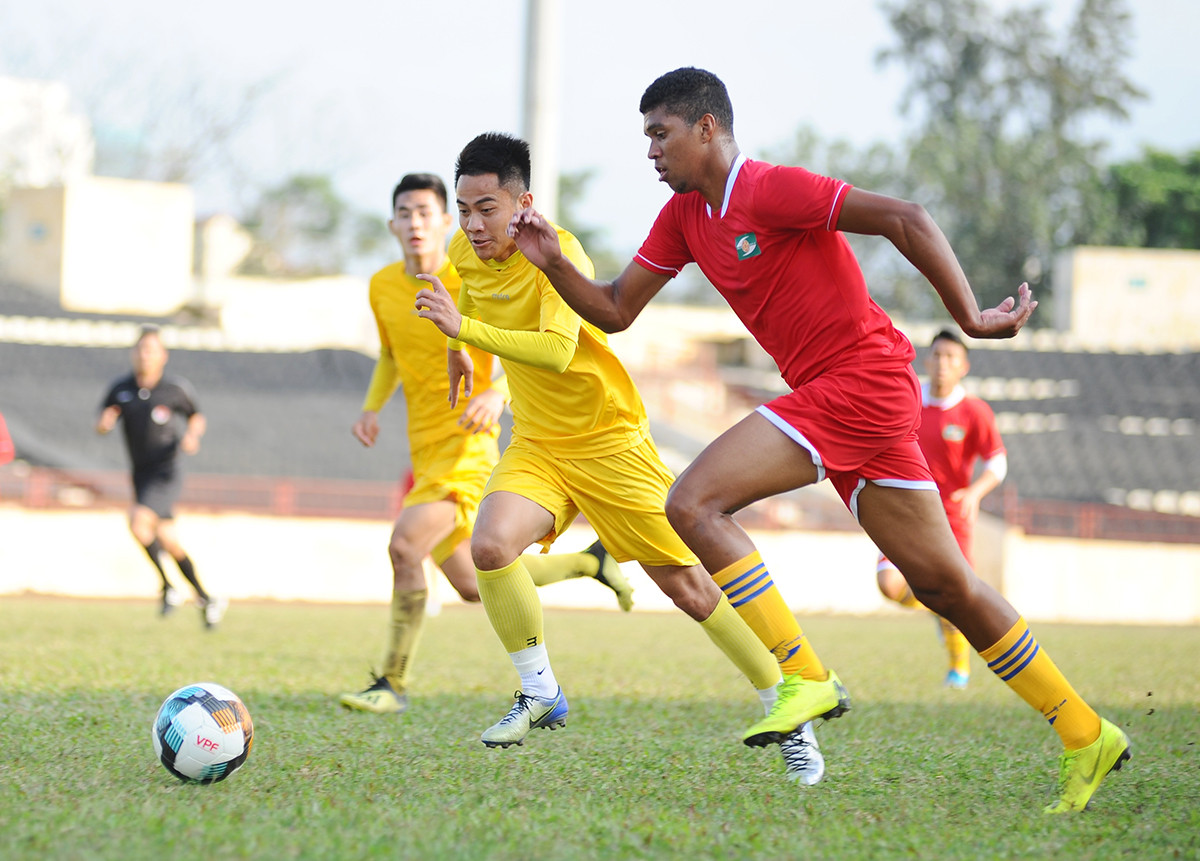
left=1, top=597, right=1197, bottom=860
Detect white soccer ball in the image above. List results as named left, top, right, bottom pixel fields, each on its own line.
left=151, top=682, right=254, bottom=783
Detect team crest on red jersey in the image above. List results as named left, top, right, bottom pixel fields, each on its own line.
left=735, top=233, right=761, bottom=260
left=942, top=424, right=966, bottom=442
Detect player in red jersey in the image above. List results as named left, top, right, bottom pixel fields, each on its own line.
left=507, top=67, right=1129, bottom=813
left=877, top=329, right=1007, bottom=689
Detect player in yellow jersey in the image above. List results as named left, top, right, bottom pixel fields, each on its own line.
left=414, top=134, right=824, bottom=786
left=338, top=173, right=635, bottom=717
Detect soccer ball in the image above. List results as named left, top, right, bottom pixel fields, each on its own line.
left=151, top=682, right=254, bottom=783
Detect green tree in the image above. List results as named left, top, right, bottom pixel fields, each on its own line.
left=239, top=174, right=388, bottom=277
left=1091, top=148, right=1200, bottom=249
left=877, top=0, right=1145, bottom=318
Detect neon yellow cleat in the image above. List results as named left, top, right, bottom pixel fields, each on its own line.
left=742, top=669, right=851, bottom=747
left=1044, top=717, right=1130, bottom=814
left=585, top=540, right=634, bottom=613
left=339, top=676, right=408, bottom=715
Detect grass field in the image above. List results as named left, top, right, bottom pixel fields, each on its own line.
left=1, top=596, right=1197, bottom=860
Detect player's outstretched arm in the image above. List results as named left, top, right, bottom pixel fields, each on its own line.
left=508, top=207, right=670, bottom=333
left=836, top=188, right=1037, bottom=339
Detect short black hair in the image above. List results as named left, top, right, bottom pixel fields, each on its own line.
left=135, top=324, right=162, bottom=345
left=639, top=67, right=734, bottom=132
left=931, top=328, right=968, bottom=353
left=392, top=173, right=448, bottom=212
left=454, top=133, right=531, bottom=194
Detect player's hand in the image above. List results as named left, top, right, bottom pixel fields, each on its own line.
left=949, top=486, right=984, bottom=524
left=508, top=207, right=564, bottom=271
left=972, top=282, right=1037, bottom=339
left=95, top=405, right=120, bottom=434
left=447, top=348, right=474, bottom=409
left=180, top=432, right=201, bottom=455
left=460, top=388, right=504, bottom=434
left=415, top=275, right=462, bottom=338
left=352, top=411, right=380, bottom=447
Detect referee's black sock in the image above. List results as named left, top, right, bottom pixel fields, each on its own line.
left=141, top=540, right=171, bottom=591
left=174, top=555, right=209, bottom=603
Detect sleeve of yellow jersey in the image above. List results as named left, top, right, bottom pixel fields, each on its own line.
left=362, top=278, right=402, bottom=412
left=450, top=229, right=592, bottom=372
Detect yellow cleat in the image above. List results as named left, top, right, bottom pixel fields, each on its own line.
left=585, top=540, right=634, bottom=612
left=339, top=675, right=408, bottom=715
left=1044, top=717, right=1130, bottom=814
left=743, top=669, right=851, bottom=747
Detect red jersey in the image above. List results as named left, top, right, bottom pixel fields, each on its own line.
left=918, top=383, right=1006, bottom=511
left=0, top=411, right=13, bottom=466
left=636, top=156, right=915, bottom=389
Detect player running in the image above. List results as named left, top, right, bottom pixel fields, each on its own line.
left=338, top=173, right=635, bottom=717
left=506, top=67, right=1129, bottom=813
left=415, top=133, right=824, bottom=785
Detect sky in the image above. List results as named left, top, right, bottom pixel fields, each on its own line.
left=3, top=0, right=1198, bottom=257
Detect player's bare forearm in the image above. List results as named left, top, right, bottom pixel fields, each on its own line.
left=509, top=207, right=663, bottom=332
left=840, top=189, right=1036, bottom=339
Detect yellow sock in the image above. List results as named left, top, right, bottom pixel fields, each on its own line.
left=896, top=585, right=923, bottom=610
left=938, top=617, right=971, bottom=676
left=699, top=595, right=783, bottom=691
left=713, top=551, right=826, bottom=680
left=523, top=551, right=595, bottom=586
left=476, top=558, right=544, bottom=653
left=981, top=617, right=1101, bottom=750
left=382, top=588, right=426, bottom=693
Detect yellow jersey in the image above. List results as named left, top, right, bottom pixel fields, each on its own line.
left=448, top=226, right=650, bottom=459
left=363, top=257, right=504, bottom=451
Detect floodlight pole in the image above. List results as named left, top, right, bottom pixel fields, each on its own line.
left=521, top=0, right=561, bottom=223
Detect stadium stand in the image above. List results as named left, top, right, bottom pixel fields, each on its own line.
left=2, top=279, right=1196, bottom=540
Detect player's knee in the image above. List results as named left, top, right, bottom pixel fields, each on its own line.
left=877, top=567, right=905, bottom=601
left=388, top=533, right=423, bottom=570
left=911, top=571, right=973, bottom=616
left=468, top=533, right=514, bottom=573
left=664, top=484, right=703, bottom=537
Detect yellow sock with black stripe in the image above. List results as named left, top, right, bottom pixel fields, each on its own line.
left=981, top=617, right=1101, bottom=750
left=713, top=551, right=826, bottom=681
left=523, top=551, right=595, bottom=586
left=699, top=595, right=784, bottom=691
left=382, top=588, right=426, bottom=693
left=476, top=558, right=544, bottom=653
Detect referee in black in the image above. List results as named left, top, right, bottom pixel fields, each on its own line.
left=97, top=325, right=226, bottom=628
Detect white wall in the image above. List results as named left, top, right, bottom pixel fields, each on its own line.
left=2, top=505, right=1195, bottom=624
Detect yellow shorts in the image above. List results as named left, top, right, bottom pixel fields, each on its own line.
left=483, top=435, right=698, bottom=568
left=405, top=430, right=499, bottom=565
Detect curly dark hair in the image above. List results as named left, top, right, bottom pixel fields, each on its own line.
left=639, top=67, right=734, bottom=132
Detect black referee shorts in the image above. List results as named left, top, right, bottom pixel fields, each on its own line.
left=132, top=462, right=183, bottom=519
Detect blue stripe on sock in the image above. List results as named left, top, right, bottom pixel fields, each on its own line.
left=990, top=636, right=1035, bottom=677
left=987, top=628, right=1031, bottom=671
left=996, top=642, right=1039, bottom=681
left=725, top=572, right=771, bottom=603
left=729, top=580, right=775, bottom=608
left=721, top=564, right=771, bottom=598
left=722, top=563, right=765, bottom=593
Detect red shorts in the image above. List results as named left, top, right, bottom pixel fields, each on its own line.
left=757, top=363, right=936, bottom=520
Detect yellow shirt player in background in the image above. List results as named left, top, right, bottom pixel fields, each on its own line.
left=339, top=173, right=635, bottom=716
left=415, top=133, right=823, bottom=787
